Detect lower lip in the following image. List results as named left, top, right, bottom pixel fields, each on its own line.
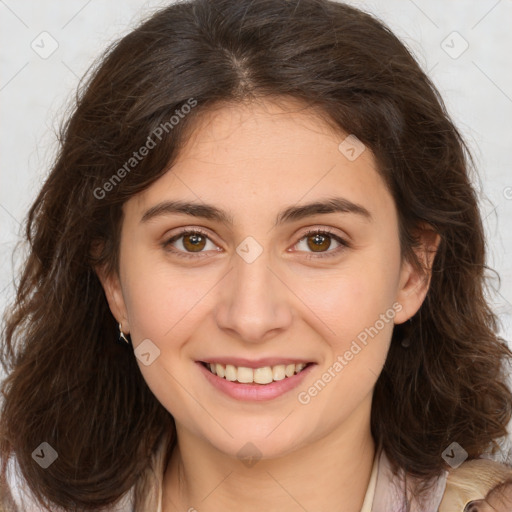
left=196, top=362, right=316, bottom=401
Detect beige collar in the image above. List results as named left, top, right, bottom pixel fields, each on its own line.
left=136, top=434, right=448, bottom=512
left=360, top=447, right=379, bottom=511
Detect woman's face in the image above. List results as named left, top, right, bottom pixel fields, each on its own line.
left=99, top=98, right=434, bottom=459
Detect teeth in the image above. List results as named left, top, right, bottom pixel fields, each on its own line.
left=225, top=364, right=237, bottom=381
left=253, top=367, right=273, bottom=384
left=205, top=362, right=309, bottom=384
left=272, top=365, right=286, bottom=381
left=285, top=364, right=296, bottom=377
left=215, top=363, right=225, bottom=378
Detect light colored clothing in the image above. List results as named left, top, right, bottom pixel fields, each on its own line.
left=3, top=430, right=511, bottom=511
left=360, top=446, right=379, bottom=512
left=137, top=433, right=447, bottom=512
left=129, top=433, right=406, bottom=511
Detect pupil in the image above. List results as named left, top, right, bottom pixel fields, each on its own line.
left=184, top=233, right=205, bottom=252
left=309, top=233, right=329, bottom=252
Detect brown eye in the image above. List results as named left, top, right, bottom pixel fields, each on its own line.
left=182, top=233, right=207, bottom=252
left=295, top=229, right=349, bottom=259
left=162, top=229, right=218, bottom=258
left=306, top=233, right=332, bottom=252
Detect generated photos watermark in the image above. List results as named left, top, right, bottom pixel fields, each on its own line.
left=297, top=301, right=403, bottom=405
left=93, top=97, right=198, bottom=200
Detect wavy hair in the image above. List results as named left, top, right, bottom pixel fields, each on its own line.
left=1, top=0, right=511, bottom=510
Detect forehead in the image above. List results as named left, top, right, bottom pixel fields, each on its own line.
left=128, top=97, right=394, bottom=225
left=172, top=97, right=349, bottom=164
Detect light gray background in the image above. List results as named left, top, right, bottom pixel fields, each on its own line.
left=1, top=0, right=512, bottom=448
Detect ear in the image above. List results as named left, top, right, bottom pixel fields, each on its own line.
left=92, top=244, right=130, bottom=334
left=394, top=223, right=441, bottom=325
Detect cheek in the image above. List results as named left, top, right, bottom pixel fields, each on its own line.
left=118, top=241, right=206, bottom=341
left=119, top=258, right=211, bottom=414
left=305, top=266, right=400, bottom=343
left=298, top=248, right=401, bottom=380
left=296, top=272, right=398, bottom=415
left=124, top=270, right=210, bottom=342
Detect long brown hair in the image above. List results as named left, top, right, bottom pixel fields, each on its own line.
left=1, top=0, right=511, bottom=510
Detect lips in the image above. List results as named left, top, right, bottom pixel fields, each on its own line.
left=197, top=360, right=316, bottom=401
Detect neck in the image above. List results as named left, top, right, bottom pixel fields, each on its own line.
left=162, top=399, right=376, bottom=512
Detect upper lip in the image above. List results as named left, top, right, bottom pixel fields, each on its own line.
left=198, top=357, right=315, bottom=369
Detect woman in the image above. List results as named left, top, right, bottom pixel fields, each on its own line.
left=1, top=0, right=511, bottom=510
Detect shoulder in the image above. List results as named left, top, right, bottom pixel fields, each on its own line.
left=438, top=458, right=512, bottom=512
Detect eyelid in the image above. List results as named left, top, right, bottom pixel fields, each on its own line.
left=161, top=227, right=219, bottom=259
left=293, top=227, right=349, bottom=259
left=161, top=225, right=349, bottom=259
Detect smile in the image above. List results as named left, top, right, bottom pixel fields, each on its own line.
left=201, top=361, right=312, bottom=384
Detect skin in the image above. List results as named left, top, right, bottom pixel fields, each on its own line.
left=97, top=97, right=440, bottom=512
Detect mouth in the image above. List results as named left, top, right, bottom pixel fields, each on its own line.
left=199, top=361, right=314, bottom=385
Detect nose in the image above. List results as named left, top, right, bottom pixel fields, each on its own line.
left=214, top=246, right=293, bottom=343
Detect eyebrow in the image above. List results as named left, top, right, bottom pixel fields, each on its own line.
left=140, top=196, right=372, bottom=227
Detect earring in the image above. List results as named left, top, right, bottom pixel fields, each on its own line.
left=401, top=336, right=411, bottom=348
left=463, top=500, right=482, bottom=512
left=118, top=323, right=132, bottom=346
left=400, top=319, right=413, bottom=348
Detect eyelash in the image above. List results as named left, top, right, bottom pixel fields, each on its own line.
left=162, top=228, right=349, bottom=260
